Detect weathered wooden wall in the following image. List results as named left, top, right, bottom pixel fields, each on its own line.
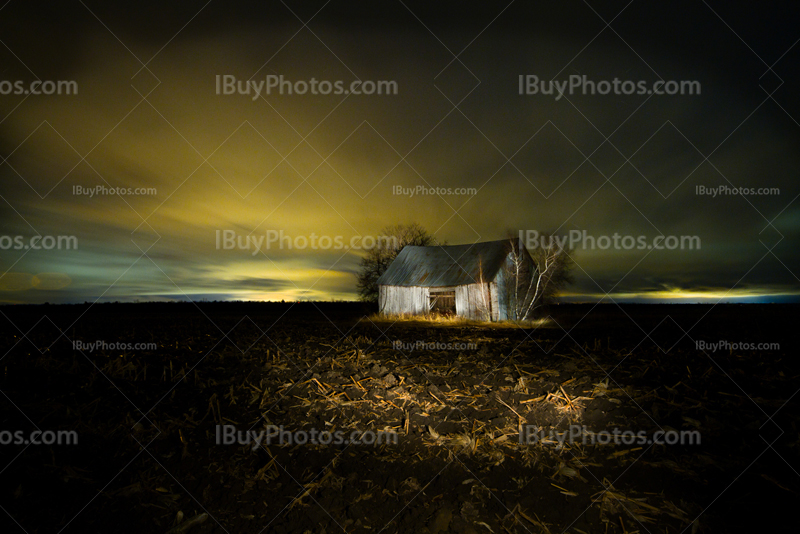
left=380, top=282, right=502, bottom=321
left=379, top=285, right=428, bottom=315
left=495, top=268, right=511, bottom=320
left=455, top=282, right=499, bottom=321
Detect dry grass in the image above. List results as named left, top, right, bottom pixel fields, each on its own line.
left=363, top=312, right=552, bottom=329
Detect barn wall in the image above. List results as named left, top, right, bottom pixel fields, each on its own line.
left=455, top=282, right=499, bottom=321
left=379, top=285, right=428, bottom=315
left=381, top=283, right=504, bottom=321
left=495, top=250, right=539, bottom=320
left=496, top=268, right=511, bottom=320
left=491, top=282, right=499, bottom=321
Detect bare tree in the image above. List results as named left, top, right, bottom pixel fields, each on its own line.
left=356, top=223, right=438, bottom=303
left=475, top=257, right=492, bottom=321
left=503, top=233, right=573, bottom=320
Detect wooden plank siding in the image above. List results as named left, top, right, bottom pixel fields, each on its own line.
left=380, top=282, right=500, bottom=320
left=379, top=285, right=428, bottom=315
left=456, top=282, right=499, bottom=321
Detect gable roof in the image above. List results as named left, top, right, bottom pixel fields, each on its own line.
left=377, top=239, right=520, bottom=288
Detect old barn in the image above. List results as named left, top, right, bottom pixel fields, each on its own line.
left=376, top=239, right=536, bottom=321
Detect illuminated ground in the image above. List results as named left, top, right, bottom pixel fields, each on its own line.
left=0, top=303, right=796, bottom=533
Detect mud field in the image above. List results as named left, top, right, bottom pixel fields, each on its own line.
left=0, top=302, right=797, bottom=533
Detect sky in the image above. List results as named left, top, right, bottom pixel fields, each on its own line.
left=0, top=1, right=798, bottom=304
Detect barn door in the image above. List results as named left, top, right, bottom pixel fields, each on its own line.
left=429, top=289, right=456, bottom=315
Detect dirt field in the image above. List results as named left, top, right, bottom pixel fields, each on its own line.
left=0, top=302, right=797, bottom=533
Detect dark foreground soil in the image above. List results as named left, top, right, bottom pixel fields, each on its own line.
left=0, top=302, right=798, bottom=533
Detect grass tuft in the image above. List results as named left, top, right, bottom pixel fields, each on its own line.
left=362, top=312, right=552, bottom=329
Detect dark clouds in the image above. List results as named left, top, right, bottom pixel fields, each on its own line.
left=0, top=1, right=798, bottom=303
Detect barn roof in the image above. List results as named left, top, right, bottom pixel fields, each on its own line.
left=377, top=239, right=518, bottom=287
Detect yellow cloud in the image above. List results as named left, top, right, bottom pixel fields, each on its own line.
left=0, top=273, right=35, bottom=291
left=32, top=273, right=72, bottom=290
